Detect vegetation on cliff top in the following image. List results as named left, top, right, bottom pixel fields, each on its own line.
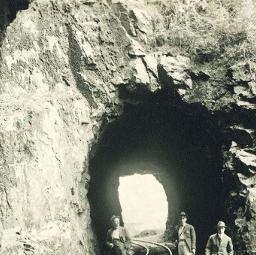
left=149, top=0, right=256, bottom=110
left=153, top=0, right=256, bottom=70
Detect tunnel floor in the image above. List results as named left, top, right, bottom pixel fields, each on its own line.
left=88, top=90, right=229, bottom=255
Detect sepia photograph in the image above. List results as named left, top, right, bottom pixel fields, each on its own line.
left=0, top=0, right=255, bottom=254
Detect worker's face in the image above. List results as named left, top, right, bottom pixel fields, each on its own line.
left=217, top=227, right=225, bottom=235
left=180, top=216, right=187, bottom=225
left=112, top=218, right=120, bottom=228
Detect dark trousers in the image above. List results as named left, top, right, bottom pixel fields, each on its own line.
left=110, top=239, right=126, bottom=255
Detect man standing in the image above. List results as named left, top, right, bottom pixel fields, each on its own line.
left=205, top=221, right=233, bottom=255
left=174, top=212, right=196, bottom=255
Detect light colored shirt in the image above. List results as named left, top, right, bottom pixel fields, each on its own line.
left=112, top=228, right=120, bottom=239
left=178, top=224, right=186, bottom=240
left=218, top=233, right=224, bottom=240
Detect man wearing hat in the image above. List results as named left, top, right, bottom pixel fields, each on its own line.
left=106, top=215, right=132, bottom=255
left=205, top=221, right=233, bottom=255
left=173, top=212, right=196, bottom=255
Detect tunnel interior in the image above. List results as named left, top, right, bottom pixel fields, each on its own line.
left=88, top=89, right=230, bottom=254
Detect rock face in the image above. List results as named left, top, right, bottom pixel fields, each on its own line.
left=0, top=0, right=255, bottom=254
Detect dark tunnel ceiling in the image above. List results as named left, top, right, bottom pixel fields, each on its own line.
left=88, top=90, right=231, bottom=255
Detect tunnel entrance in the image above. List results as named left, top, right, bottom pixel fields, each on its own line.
left=118, top=174, right=168, bottom=238
left=88, top=90, right=229, bottom=255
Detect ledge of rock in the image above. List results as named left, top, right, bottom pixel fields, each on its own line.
left=0, top=0, right=256, bottom=254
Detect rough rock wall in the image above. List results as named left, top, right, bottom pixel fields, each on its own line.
left=0, top=0, right=255, bottom=254
left=0, top=1, right=113, bottom=254
left=0, top=0, right=160, bottom=253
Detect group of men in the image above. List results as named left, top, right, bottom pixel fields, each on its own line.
left=175, top=212, right=233, bottom=255
left=106, top=212, right=234, bottom=255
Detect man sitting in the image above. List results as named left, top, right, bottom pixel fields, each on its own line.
left=106, top=215, right=132, bottom=255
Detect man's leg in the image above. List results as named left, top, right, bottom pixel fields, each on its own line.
left=178, top=241, right=191, bottom=255
left=113, top=243, right=126, bottom=255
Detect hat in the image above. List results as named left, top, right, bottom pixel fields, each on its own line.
left=110, top=215, right=120, bottom=222
left=217, top=221, right=226, bottom=228
left=180, top=211, right=187, bottom=217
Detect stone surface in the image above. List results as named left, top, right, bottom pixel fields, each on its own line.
left=0, top=92, right=97, bottom=254
left=128, top=39, right=145, bottom=57
left=130, top=58, right=150, bottom=84
left=227, top=62, right=256, bottom=83
left=0, top=0, right=256, bottom=254
left=158, top=55, right=193, bottom=92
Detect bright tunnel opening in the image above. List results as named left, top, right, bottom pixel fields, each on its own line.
left=118, top=173, right=168, bottom=238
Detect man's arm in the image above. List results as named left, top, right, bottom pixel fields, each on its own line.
left=190, top=225, right=196, bottom=253
left=227, top=237, right=234, bottom=255
left=106, top=230, right=114, bottom=248
left=205, top=236, right=212, bottom=255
